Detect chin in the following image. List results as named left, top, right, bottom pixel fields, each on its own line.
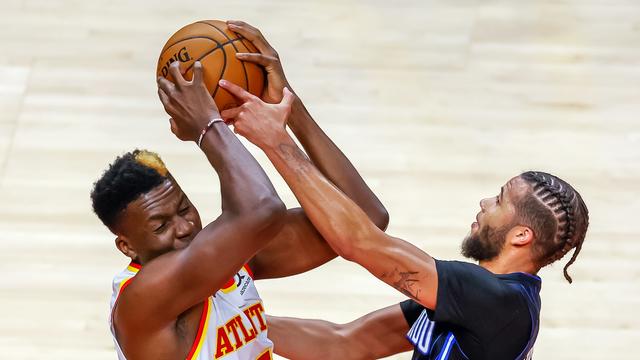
left=461, top=225, right=507, bottom=262
left=460, top=238, right=476, bottom=260
left=174, top=241, right=190, bottom=250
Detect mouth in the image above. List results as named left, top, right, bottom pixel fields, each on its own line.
left=175, top=236, right=195, bottom=249
left=471, top=212, right=480, bottom=230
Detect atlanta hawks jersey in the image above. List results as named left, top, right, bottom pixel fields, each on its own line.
left=109, top=262, right=273, bottom=360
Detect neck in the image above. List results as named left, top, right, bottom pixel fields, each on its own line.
left=479, top=251, right=539, bottom=275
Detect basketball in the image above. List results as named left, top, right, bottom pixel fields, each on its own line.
left=157, top=20, right=265, bottom=111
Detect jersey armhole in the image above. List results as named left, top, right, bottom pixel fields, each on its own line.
left=185, top=298, right=212, bottom=360
left=110, top=276, right=136, bottom=358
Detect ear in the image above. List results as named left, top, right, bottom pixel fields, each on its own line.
left=510, top=225, right=534, bottom=247
left=115, top=236, right=138, bottom=260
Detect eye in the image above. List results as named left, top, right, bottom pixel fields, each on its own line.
left=496, top=196, right=500, bottom=204
left=154, top=222, right=167, bottom=234
left=179, top=206, right=190, bottom=215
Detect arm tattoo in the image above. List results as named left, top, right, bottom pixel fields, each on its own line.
left=382, top=268, right=422, bottom=301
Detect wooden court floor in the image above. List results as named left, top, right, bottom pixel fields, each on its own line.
left=0, top=0, right=638, bottom=359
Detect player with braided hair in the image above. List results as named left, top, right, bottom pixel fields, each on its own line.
left=518, top=171, right=589, bottom=283
left=219, top=70, right=590, bottom=359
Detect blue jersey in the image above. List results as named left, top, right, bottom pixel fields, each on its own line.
left=401, top=260, right=542, bottom=360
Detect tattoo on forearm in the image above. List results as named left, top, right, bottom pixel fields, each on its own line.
left=382, top=268, right=421, bottom=301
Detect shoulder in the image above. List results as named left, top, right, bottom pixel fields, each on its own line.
left=435, top=259, right=492, bottom=277
left=437, top=261, right=529, bottom=293
left=433, top=261, right=531, bottom=319
left=435, top=260, right=504, bottom=292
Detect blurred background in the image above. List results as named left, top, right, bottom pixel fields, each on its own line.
left=1, top=0, right=638, bottom=359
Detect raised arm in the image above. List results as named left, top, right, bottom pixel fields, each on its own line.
left=224, top=21, right=388, bottom=279
left=222, top=81, right=438, bottom=309
left=115, top=62, right=286, bottom=334
left=266, top=304, right=413, bottom=360
left=227, top=21, right=387, bottom=227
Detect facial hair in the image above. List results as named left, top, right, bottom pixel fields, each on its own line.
left=461, top=223, right=511, bottom=261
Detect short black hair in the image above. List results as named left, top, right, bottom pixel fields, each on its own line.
left=90, top=150, right=169, bottom=229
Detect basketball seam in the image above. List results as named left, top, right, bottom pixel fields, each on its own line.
left=164, top=37, right=245, bottom=103
left=158, top=26, right=249, bottom=107
left=180, top=38, right=243, bottom=74
left=184, top=38, right=245, bottom=99
left=196, top=21, right=250, bottom=91
left=209, top=43, right=227, bottom=100
left=161, top=36, right=221, bottom=54
left=159, top=37, right=240, bottom=75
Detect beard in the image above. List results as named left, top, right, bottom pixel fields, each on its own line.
left=461, top=223, right=511, bottom=261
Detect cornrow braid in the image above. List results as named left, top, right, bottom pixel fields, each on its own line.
left=519, top=171, right=589, bottom=283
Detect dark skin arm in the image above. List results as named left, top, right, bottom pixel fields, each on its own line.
left=113, top=62, right=286, bottom=358
left=222, top=80, right=438, bottom=309
left=224, top=21, right=389, bottom=280
left=266, top=304, right=413, bottom=359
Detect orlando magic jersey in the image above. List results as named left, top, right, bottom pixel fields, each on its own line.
left=401, top=260, right=542, bottom=360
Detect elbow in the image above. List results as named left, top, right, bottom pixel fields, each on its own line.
left=371, top=205, right=390, bottom=231
left=361, top=196, right=389, bottom=231
left=328, top=228, right=357, bottom=261
left=334, top=224, right=378, bottom=263
left=254, top=195, right=286, bottom=235
left=337, top=237, right=358, bottom=262
left=264, top=194, right=287, bottom=218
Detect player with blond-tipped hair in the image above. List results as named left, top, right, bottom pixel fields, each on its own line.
left=91, top=21, right=388, bottom=360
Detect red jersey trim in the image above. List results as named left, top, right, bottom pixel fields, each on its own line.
left=186, top=299, right=211, bottom=359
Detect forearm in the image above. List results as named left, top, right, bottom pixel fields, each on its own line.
left=288, top=99, right=388, bottom=229
left=200, top=123, right=282, bottom=214
left=262, top=133, right=377, bottom=260
left=262, top=133, right=438, bottom=306
left=267, top=315, right=350, bottom=360
left=267, top=307, right=412, bottom=360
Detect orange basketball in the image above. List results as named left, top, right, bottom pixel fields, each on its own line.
left=157, top=20, right=265, bottom=111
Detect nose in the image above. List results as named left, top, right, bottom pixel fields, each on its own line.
left=479, top=198, right=489, bottom=211
left=175, top=216, right=195, bottom=239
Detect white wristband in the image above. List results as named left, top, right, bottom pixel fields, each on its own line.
left=197, top=118, right=224, bottom=148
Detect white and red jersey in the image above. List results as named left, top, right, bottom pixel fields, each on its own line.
left=109, top=262, right=273, bottom=360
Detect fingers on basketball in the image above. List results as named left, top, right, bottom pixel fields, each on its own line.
left=157, top=77, right=176, bottom=97
left=191, top=61, right=204, bottom=85
left=236, top=53, right=278, bottom=67
left=168, top=62, right=187, bottom=86
left=219, top=79, right=255, bottom=102
left=158, top=21, right=266, bottom=111
left=226, top=20, right=277, bottom=58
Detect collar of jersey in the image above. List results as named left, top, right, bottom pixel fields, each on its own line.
left=126, top=261, right=142, bottom=273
